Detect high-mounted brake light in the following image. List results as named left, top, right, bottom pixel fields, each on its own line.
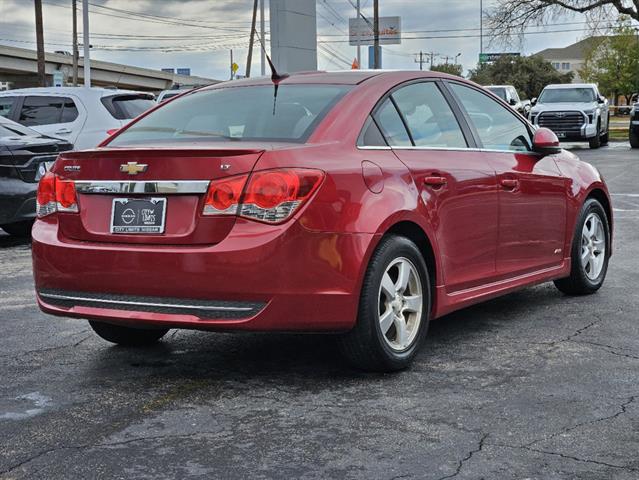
left=202, top=168, right=324, bottom=223
left=36, top=172, right=79, bottom=218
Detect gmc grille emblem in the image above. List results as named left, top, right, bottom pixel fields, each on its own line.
left=554, top=112, right=566, bottom=118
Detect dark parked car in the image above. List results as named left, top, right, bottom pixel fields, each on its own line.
left=0, top=117, right=72, bottom=236
left=630, top=102, right=639, bottom=149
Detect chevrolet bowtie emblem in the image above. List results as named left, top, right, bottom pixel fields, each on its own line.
left=120, top=162, right=148, bottom=175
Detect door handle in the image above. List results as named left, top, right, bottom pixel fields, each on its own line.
left=500, top=178, right=519, bottom=189
left=55, top=128, right=72, bottom=134
left=424, top=176, right=447, bottom=187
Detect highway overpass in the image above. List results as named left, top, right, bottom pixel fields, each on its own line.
left=0, top=45, right=219, bottom=92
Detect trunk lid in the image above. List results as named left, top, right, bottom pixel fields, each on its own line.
left=52, top=147, right=265, bottom=245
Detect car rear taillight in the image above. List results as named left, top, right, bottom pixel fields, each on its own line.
left=36, top=172, right=79, bottom=218
left=202, top=168, right=324, bottom=223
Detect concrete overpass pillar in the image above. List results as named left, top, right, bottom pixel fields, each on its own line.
left=269, top=0, right=317, bottom=73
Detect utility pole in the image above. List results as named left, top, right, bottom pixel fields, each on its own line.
left=82, top=0, right=90, bottom=87
left=230, top=49, right=234, bottom=80
left=479, top=0, right=483, bottom=56
left=373, top=0, right=380, bottom=69
left=414, top=51, right=425, bottom=70
left=72, top=0, right=78, bottom=86
left=356, top=0, right=361, bottom=69
left=260, top=0, right=265, bottom=76
left=34, top=0, right=46, bottom=87
left=246, top=0, right=258, bottom=77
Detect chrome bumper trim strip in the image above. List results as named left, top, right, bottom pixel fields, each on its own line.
left=74, top=180, right=209, bottom=194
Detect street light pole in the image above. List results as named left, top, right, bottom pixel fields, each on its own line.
left=373, top=0, right=380, bottom=69
left=356, top=0, right=361, bottom=68
left=72, top=0, right=78, bottom=86
left=479, top=0, right=483, bottom=56
left=260, top=0, right=265, bottom=76
left=82, top=0, right=90, bottom=87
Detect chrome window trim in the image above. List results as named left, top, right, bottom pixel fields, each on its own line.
left=357, top=144, right=539, bottom=155
left=356, top=145, right=392, bottom=150
left=74, top=180, right=210, bottom=194
left=39, top=292, right=254, bottom=312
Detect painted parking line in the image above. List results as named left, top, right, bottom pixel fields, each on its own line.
left=611, top=193, right=639, bottom=212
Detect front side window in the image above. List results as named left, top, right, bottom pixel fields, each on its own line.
left=373, top=98, right=411, bottom=146
left=0, top=97, right=16, bottom=118
left=19, top=96, right=77, bottom=126
left=392, top=82, right=467, bottom=148
left=109, top=85, right=351, bottom=145
left=449, top=83, right=532, bottom=152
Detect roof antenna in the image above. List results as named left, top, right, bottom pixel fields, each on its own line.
left=253, top=28, right=288, bottom=114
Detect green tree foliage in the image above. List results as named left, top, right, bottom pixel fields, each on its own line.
left=430, top=63, right=463, bottom=77
left=468, top=55, right=574, bottom=99
left=579, top=18, right=639, bottom=105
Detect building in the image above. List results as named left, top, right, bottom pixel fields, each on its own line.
left=0, top=81, right=11, bottom=91
left=535, top=37, right=605, bottom=83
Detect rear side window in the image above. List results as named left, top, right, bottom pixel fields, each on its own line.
left=449, top=83, right=532, bottom=152
left=374, top=99, right=411, bottom=146
left=392, top=82, right=467, bottom=148
left=358, top=116, right=387, bottom=147
left=19, top=96, right=78, bottom=126
left=101, top=95, right=155, bottom=120
left=109, top=85, right=351, bottom=145
left=0, top=97, right=16, bottom=118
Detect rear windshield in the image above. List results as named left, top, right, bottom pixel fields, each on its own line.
left=538, top=88, right=596, bottom=103
left=108, top=84, right=352, bottom=145
left=101, top=94, right=156, bottom=120
left=487, top=87, right=506, bottom=100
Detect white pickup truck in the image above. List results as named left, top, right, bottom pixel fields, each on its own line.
left=528, top=83, right=609, bottom=149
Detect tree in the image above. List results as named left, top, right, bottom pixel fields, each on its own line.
left=487, top=0, right=638, bottom=38
left=579, top=18, right=639, bottom=105
left=468, top=55, right=573, bottom=99
left=430, top=63, right=463, bottom=77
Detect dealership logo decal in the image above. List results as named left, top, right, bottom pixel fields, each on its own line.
left=121, top=208, right=136, bottom=224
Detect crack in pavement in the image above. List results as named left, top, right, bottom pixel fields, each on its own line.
left=436, top=433, right=489, bottom=480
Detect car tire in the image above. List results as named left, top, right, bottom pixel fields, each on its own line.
left=338, top=235, right=431, bottom=372
left=630, top=130, right=639, bottom=149
left=1, top=220, right=33, bottom=237
left=589, top=121, right=602, bottom=149
left=89, top=320, right=169, bottom=346
left=601, top=115, right=609, bottom=145
left=554, top=198, right=610, bottom=295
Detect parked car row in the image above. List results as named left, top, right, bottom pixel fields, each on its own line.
left=630, top=101, right=639, bottom=148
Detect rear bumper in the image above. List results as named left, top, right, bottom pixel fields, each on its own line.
left=0, top=178, right=37, bottom=225
left=32, top=218, right=374, bottom=332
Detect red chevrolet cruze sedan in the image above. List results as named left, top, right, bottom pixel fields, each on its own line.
left=32, top=71, right=612, bottom=371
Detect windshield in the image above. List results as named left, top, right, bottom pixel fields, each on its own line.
left=487, top=87, right=507, bottom=100
left=0, top=120, right=39, bottom=137
left=538, top=88, right=596, bottom=103
left=109, top=84, right=352, bottom=145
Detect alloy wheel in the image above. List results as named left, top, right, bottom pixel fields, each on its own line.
left=581, top=212, right=606, bottom=280
left=378, top=257, right=423, bottom=351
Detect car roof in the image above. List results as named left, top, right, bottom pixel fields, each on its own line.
left=202, top=69, right=459, bottom=90
left=485, top=85, right=512, bottom=89
left=0, top=87, right=149, bottom=97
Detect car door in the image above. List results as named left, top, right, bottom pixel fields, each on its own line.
left=17, top=95, right=85, bottom=146
left=446, top=82, right=567, bottom=278
left=373, top=81, right=500, bottom=292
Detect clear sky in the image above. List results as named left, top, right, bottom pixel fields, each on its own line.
left=0, top=0, right=622, bottom=81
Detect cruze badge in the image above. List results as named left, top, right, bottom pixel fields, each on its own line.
left=120, top=162, right=148, bottom=175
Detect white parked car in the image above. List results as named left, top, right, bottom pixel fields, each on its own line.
left=0, top=87, right=156, bottom=150
left=156, top=89, right=192, bottom=103
left=528, top=83, right=609, bottom=149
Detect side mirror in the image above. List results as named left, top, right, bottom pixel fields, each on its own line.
left=531, top=97, right=537, bottom=105
left=598, top=96, right=605, bottom=104
left=532, top=128, right=561, bottom=155
left=509, top=98, right=517, bottom=106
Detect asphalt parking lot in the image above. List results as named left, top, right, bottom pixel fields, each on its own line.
left=1, top=142, right=638, bottom=479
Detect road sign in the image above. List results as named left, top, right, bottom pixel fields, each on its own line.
left=479, top=52, right=520, bottom=63
left=176, top=68, right=191, bottom=76
left=349, top=16, right=401, bottom=46
left=368, top=46, right=382, bottom=69
left=161, top=68, right=175, bottom=73
left=231, top=63, right=239, bottom=74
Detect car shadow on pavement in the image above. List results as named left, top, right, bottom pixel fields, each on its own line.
left=0, top=232, right=31, bottom=249
left=79, top=285, right=563, bottom=387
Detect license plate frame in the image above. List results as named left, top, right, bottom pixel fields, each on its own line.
left=110, top=197, right=167, bottom=234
